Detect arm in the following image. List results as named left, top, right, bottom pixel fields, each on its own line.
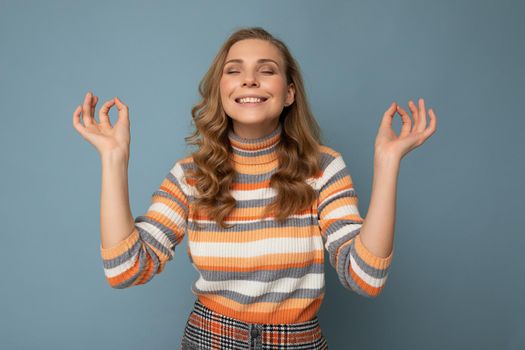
left=100, top=151, right=135, bottom=250
left=317, top=150, right=394, bottom=298
left=361, top=97, right=437, bottom=257
left=100, top=158, right=190, bottom=289
left=357, top=154, right=399, bottom=259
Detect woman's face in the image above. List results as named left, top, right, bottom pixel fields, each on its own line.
left=220, top=39, right=295, bottom=139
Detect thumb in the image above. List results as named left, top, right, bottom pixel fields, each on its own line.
left=113, top=96, right=130, bottom=123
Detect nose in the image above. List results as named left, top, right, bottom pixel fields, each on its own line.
left=242, top=72, right=259, bottom=87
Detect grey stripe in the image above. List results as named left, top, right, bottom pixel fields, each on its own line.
left=228, top=122, right=282, bottom=146
left=325, top=224, right=360, bottom=268
left=112, top=245, right=150, bottom=289
left=336, top=238, right=390, bottom=298
left=197, top=263, right=324, bottom=282
left=350, top=240, right=391, bottom=278
left=188, top=215, right=317, bottom=232
left=102, top=236, right=142, bottom=268
left=336, top=239, right=359, bottom=292
left=134, top=216, right=176, bottom=257
left=318, top=186, right=357, bottom=214
left=230, top=145, right=279, bottom=158
left=159, top=172, right=190, bottom=213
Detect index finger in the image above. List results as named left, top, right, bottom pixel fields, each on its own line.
left=379, top=102, right=398, bottom=130
left=98, top=98, right=116, bottom=127
left=113, top=96, right=129, bottom=121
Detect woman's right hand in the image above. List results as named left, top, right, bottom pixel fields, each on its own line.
left=72, top=91, right=131, bottom=159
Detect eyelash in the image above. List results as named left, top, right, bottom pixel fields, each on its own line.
left=226, top=70, right=274, bottom=75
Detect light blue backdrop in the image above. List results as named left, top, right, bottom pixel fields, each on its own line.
left=1, top=0, right=523, bottom=349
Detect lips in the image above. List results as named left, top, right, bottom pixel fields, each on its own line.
left=234, top=96, right=268, bottom=103
left=234, top=96, right=269, bottom=108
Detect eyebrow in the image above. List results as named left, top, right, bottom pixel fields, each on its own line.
left=224, top=58, right=280, bottom=66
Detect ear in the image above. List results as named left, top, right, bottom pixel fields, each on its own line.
left=285, top=83, right=295, bottom=106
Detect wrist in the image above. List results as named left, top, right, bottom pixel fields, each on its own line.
left=101, top=149, right=129, bottom=166
left=374, top=151, right=401, bottom=166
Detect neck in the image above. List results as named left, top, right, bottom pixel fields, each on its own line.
left=228, top=121, right=283, bottom=165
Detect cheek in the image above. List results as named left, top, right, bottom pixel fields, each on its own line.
left=265, top=79, right=287, bottom=97
left=219, top=79, right=236, bottom=114
left=219, top=79, right=226, bottom=97
left=219, top=78, right=234, bottom=100
left=220, top=74, right=235, bottom=88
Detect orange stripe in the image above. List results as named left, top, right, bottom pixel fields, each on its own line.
left=230, top=179, right=271, bottom=190
left=105, top=252, right=142, bottom=287
left=318, top=177, right=355, bottom=204
left=198, top=293, right=324, bottom=324
left=190, top=250, right=324, bottom=269
left=159, top=183, right=188, bottom=207
left=354, top=234, right=393, bottom=268
left=348, top=263, right=384, bottom=297
left=188, top=225, right=321, bottom=243
left=100, top=228, right=140, bottom=260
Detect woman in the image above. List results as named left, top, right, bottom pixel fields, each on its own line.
left=72, top=26, right=436, bottom=350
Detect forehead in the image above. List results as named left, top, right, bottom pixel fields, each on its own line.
left=225, top=39, right=283, bottom=66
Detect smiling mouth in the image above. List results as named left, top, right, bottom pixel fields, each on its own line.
left=235, top=97, right=268, bottom=106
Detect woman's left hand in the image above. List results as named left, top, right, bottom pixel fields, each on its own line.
left=374, top=98, right=437, bottom=161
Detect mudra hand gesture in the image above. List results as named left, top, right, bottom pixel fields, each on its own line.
left=375, top=98, right=437, bottom=161
left=72, top=91, right=131, bottom=159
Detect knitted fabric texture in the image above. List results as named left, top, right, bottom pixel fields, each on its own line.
left=100, top=121, right=394, bottom=324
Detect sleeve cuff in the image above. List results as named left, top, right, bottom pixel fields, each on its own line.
left=354, top=234, right=394, bottom=270
left=100, top=228, right=140, bottom=260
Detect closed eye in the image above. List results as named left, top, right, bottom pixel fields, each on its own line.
left=225, top=71, right=275, bottom=74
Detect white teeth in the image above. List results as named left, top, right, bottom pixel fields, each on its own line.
left=238, top=97, right=264, bottom=104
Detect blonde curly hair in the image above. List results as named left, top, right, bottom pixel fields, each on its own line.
left=184, top=26, right=325, bottom=229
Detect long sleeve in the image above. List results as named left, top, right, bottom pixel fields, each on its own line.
left=317, top=150, right=394, bottom=298
left=100, top=160, right=190, bottom=289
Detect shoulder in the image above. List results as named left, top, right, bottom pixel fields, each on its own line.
left=166, top=155, right=196, bottom=187
left=315, top=144, right=357, bottom=187
left=174, top=154, right=195, bottom=170
left=318, top=144, right=340, bottom=157
left=318, top=144, right=343, bottom=171
left=168, top=154, right=196, bottom=193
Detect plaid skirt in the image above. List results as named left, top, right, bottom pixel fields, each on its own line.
left=181, top=299, right=329, bottom=349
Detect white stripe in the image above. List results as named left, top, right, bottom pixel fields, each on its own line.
left=230, top=187, right=276, bottom=201
left=323, top=204, right=361, bottom=219
left=170, top=161, right=193, bottom=197
left=320, top=188, right=355, bottom=207
left=229, top=182, right=321, bottom=200
left=317, top=155, right=345, bottom=189
left=349, top=254, right=388, bottom=288
left=324, top=224, right=361, bottom=250
left=178, top=174, right=316, bottom=201
left=136, top=220, right=174, bottom=253
left=194, top=273, right=325, bottom=297
left=149, top=201, right=186, bottom=230
left=103, top=250, right=141, bottom=278
left=189, top=237, right=324, bottom=258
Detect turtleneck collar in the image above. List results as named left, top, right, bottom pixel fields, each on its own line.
left=228, top=122, right=282, bottom=165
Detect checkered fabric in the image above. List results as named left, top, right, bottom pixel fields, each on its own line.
left=181, top=299, right=329, bottom=349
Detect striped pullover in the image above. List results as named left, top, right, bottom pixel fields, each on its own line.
left=100, top=122, right=394, bottom=324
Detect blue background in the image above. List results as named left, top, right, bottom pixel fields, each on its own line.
left=1, top=0, right=524, bottom=349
